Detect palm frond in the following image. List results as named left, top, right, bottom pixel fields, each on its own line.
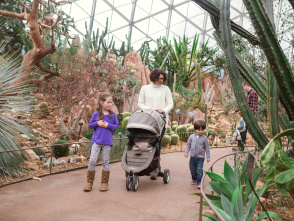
left=0, top=41, right=38, bottom=179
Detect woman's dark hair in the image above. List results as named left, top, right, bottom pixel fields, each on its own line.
left=194, top=120, right=206, bottom=130
left=149, top=68, right=167, bottom=83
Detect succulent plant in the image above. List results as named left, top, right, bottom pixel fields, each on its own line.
left=170, top=134, right=179, bottom=145
left=33, top=148, right=45, bottom=156
left=166, top=126, right=171, bottom=134
left=221, top=132, right=226, bottom=139
left=122, top=112, right=131, bottom=119
left=161, top=135, right=171, bottom=147
left=172, top=125, right=178, bottom=132
left=53, top=140, right=70, bottom=158
left=122, top=117, right=130, bottom=129
left=39, top=102, right=49, bottom=117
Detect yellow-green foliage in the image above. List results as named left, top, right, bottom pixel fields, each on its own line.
left=217, top=128, right=225, bottom=135
left=122, top=112, right=131, bottom=119
left=122, top=117, right=130, bottom=129
left=170, top=134, right=179, bottom=145
left=172, top=121, right=178, bottom=125
left=166, top=126, right=171, bottom=134
left=161, top=135, right=171, bottom=147
left=176, top=125, right=188, bottom=141
left=221, top=132, right=226, bottom=138
left=39, top=102, right=49, bottom=117
left=172, top=125, right=178, bottom=131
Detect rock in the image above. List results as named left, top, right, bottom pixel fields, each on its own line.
left=46, top=157, right=56, bottom=163
left=21, top=161, right=39, bottom=171
left=76, top=156, right=87, bottom=163
left=23, top=149, right=40, bottom=161
left=60, top=160, right=66, bottom=165
left=42, top=163, right=50, bottom=169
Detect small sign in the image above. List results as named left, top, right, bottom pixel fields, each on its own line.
left=174, top=109, right=181, bottom=115
left=246, top=153, right=256, bottom=181
left=188, top=112, right=196, bottom=117
left=117, top=114, right=123, bottom=121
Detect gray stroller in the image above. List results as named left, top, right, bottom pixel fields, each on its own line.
left=121, top=109, right=170, bottom=191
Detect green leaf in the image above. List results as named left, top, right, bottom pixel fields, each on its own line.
left=224, top=160, right=237, bottom=188
left=201, top=214, right=221, bottom=221
left=220, top=194, right=233, bottom=218
left=217, top=180, right=234, bottom=199
left=256, top=211, right=282, bottom=221
left=265, top=153, right=278, bottom=172
left=211, top=201, right=233, bottom=221
left=275, top=169, right=294, bottom=184
left=265, top=170, right=275, bottom=182
left=278, top=150, right=294, bottom=169
left=260, top=140, right=276, bottom=165
left=231, top=184, right=244, bottom=221
left=206, top=171, right=226, bottom=183
left=193, top=193, right=221, bottom=201
left=276, top=183, right=288, bottom=196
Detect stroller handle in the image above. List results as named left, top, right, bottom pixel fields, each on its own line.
left=155, top=110, right=166, bottom=122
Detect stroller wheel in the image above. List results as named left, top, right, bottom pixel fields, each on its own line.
left=126, top=175, right=133, bottom=191
left=163, top=169, right=170, bottom=184
left=132, top=175, right=139, bottom=192
left=125, top=171, right=129, bottom=178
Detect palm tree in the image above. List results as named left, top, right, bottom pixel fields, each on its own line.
left=0, top=41, right=37, bottom=178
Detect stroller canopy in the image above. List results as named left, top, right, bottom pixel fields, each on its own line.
left=126, top=109, right=165, bottom=136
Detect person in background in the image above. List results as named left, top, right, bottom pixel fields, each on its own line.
left=236, top=111, right=246, bottom=151
left=83, top=92, right=119, bottom=192
left=184, top=120, right=210, bottom=189
left=138, top=68, right=174, bottom=179
left=230, top=81, right=258, bottom=141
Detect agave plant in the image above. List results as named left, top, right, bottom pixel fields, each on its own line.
left=196, top=158, right=280, bottom=221
left=170, top=34, right=219, bottom=87
left=0, top=41, right=37, bottom=178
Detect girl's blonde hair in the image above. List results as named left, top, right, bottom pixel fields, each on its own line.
left=96, top=92, right=113, bottom=120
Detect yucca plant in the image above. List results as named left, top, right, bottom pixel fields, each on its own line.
left=0, top=41, right=37, bottom=178
left=196, top=158, right=280, bottom=221
left=170, top=34, right=219, bottom=87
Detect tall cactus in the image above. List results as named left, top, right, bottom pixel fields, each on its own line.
left=196, top=62, right=202, bottom=94
left=219, top=0, right=268, bottom=148
left=242, top=0, right=294, bottom=121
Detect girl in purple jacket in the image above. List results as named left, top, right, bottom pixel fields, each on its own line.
left=84, top=92, right=119, bottom=192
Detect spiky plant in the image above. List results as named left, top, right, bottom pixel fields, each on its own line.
left=0, top=41, right=37, bottom=178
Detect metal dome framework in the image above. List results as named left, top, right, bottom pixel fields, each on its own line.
left=60, top=0, right=293, bottom=58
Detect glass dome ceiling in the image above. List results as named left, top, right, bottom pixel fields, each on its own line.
left=60, top=0, right=293, bottom=58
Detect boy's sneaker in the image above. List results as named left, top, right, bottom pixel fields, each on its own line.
left=197, top=183, right=201, bottom=189
left=191, top=180, right=197, bottom=185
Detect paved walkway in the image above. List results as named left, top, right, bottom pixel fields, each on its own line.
left=0, top=147, right=241, bottom=221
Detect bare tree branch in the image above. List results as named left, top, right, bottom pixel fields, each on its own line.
left=50, top=0, right=72, bottom=6
left=0, top=10, right=26, bottom=20
left=29, top=62, right=60, bottom=84
left=17, top=1, right=31, bottom=13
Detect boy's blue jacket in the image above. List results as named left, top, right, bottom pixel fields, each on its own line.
left=185, top=133, right=210, bottom=160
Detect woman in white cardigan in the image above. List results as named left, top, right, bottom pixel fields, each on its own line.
left=138, top=68, right=174, bottom=179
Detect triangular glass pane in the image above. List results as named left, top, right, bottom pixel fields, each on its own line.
left=170, top=10, right=186, bottom=26
left=148, top=17, right=166, bottom=36
left=108, top=10, right=129, bottom=30
left=149, top=29, right=166, bottom=42
left=115, top=2, right=133, bottom=15
left=94, top=0, right=112, bottom=14
left=71, top=2, right=91, bottom=21
left=113, top=0, right=132, bottom=7
left=111, top=26, right=129, bottom=43
left=134, top=4, right=150, bottom=21
left=150, top=0, right=169, bottom=14
left=152, top=10, right=169, bottom=28
left=135, top=18, right=151, bottom=35
left=137, top=0, right=153, bottom=14
left=131, top=27, right=147, bottom=43
left=174, top=2, right=189, bottom=17
left=187, top=2, right=204, bottom=18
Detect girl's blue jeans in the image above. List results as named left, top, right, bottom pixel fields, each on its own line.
left=189, top=157, right=204, bottom=184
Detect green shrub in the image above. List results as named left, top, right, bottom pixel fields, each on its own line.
left=83, top=129, right=93, bottom=140
left=161, top=135, right=171, bottom=147
left=33, top=148, right=45, bottom=156
left=60, top=135, right=70, bottom=141
left=211, top=131, right=217, bottom=137
left=166, top=126, right=171, bottom=134
left=221, top=132, right=226, bottom=138
left=53, top=140, right=70, bottom=158
left=170, top=134, right=179, bottom=145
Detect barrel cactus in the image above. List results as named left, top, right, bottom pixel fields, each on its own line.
left=176, top=125, right=188, bottom=141
left=221, top=132, right=226, bottom=139
left=172, top=125, right=178, bottom=132
left=122, top=117, right=129, bottom=129
left=39, top=102, right=49, bottom=117
left=172, top=121, right=178, bottom=126
left=166, top=126, right=171, bottom=134
left=170, top=134, right=179, bottom=145
left=161, top=135, right=171, bottom=147
left=53, top=140, right=70, bottom=158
